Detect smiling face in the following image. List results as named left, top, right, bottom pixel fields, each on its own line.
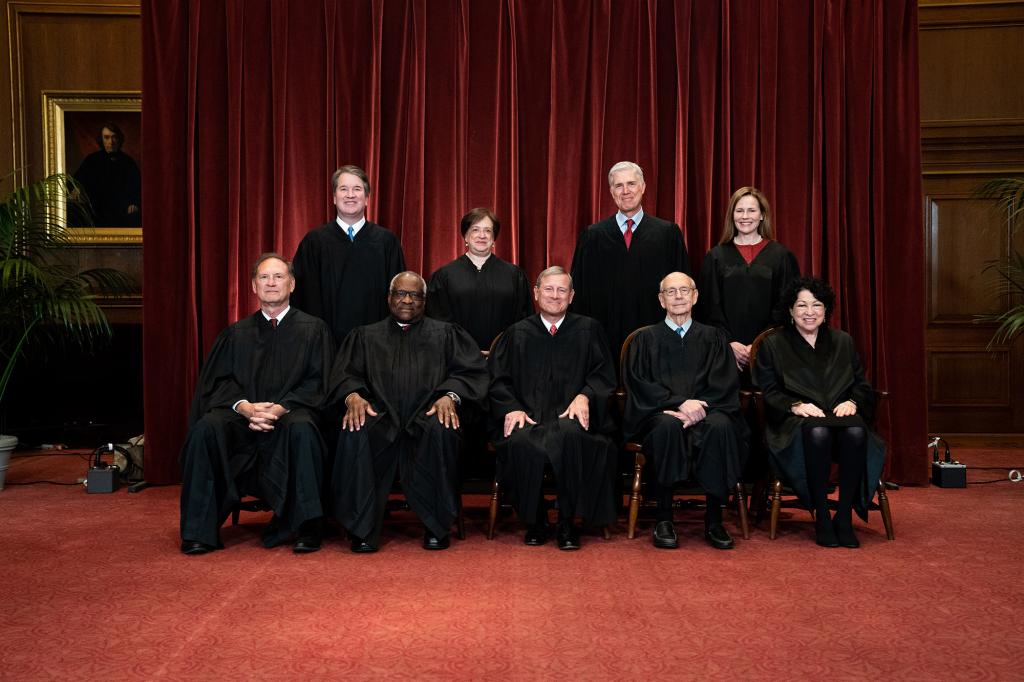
left=333, top=172, right=368, bottom=223
left=658, top=272, right=698, bottom=322
left=465, top=216, right=495, bottom=257
left=534, top=273, right=574, bottom=319
left=388, top=272, right=426, bottom=323
left=609, top=169, right=646, bottom=217
left=251, top=257, right=295, bottom=308
left=790, top=288, right=826, bottom=335
left=732, top=194, right=763, bottom=238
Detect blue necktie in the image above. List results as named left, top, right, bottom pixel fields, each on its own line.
left=347, top=226, right=355, bottom=241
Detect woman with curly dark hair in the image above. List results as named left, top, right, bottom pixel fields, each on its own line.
left=752, top=277, right=885, bottom=548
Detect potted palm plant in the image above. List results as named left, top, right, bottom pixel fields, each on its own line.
left=0, top=173, right=134, bottom=489
left=976, top=177, right=1024, bottom=345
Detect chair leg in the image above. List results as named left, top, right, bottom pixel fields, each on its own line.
left=456, top=495, right=466, bottom=540
left=769, top=478, right=783, bottom=540
left=734, top=482, right=750, bottom=540
left=877, top=481, right=895, bottom=540
left=627, top=454, right=644, bottom=539
left=487, top=479, right=500, bottom=540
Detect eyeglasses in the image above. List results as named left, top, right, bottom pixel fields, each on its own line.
left=660, top=287, right=694, bottom=297
left=390, top=289, right=425, bottom=301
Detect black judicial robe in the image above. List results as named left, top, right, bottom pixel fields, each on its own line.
left=623, top=321, right=747, bottom=499
left=179, top=309, right=334, bottom=547
left=752, top=325, right=886, bottom=519
left=72, top=150, right=142, bottom=227
left=697, top=240, right=800, bottom=345
left=291, top=221, right=406, bottom=346
left=329, top=317, right=488, bottom=544
left=426, top=254, right=534, bottom=350
left=570, top=214, right=689, bottom=358
left=488, top=314, right=617, bottom=525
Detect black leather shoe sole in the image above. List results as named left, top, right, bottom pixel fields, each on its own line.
left=350, top=538, right=378, bottom=553
left=180, top=540, right=216, bottom=556
left=422, top=533, right=450, bottom=550
left=524, top=526, right=549, bottom=546
left=652, top=521, right=678, bottom=549
left=704, top=525, right=735, bottom=550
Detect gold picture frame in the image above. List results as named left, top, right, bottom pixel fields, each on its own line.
left=42, top=90, right=142, bottom=245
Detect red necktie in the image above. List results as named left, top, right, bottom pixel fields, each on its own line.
left=549, top=324, right=557, bottom=336
left=624, top=218, right=634, bottom=249
left=270, top=318, right=277, bottom=329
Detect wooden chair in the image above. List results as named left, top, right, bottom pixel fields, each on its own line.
left=618, top=327, right=750, bottom=541
left=747, top=326, right=895, bottom=541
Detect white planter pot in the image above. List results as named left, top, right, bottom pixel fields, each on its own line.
left=0, top=434, right=16, bottom=491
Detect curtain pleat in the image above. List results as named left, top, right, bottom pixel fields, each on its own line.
left=142, top=0, right=925, bottom=486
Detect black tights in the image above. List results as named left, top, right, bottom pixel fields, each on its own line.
left=803, top=425, right=866, bottom=525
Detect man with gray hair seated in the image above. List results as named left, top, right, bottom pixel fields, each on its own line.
left=329, top=271, right=488, bottom=552
left=570, top=161, right=690, bottom=360
left=489, top=266, right=618, bottom=550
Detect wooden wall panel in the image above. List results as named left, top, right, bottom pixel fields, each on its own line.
left=921, top=1, right=1024, bottom=436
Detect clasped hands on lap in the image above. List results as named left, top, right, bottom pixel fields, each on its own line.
left=342, top=392, right=461, bottom=431
left=503, top=394, right=590, bottom=437
left=236, top=401, right=288, bottom=432
left=791, top=400, right=857, bottom=418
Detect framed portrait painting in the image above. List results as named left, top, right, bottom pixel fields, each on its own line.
left=42, top=90, right=142, bottom=244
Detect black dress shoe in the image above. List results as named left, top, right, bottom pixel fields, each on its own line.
left=422, top=529, right=450, bottom=550
left=293, top=519, right=323, bottom=554
left=350, top=536, right=378, bottom=553
left=180, top=540, right=216, bottom=555
left=704, top=523, right=735, bottom=550
left=556, top=522, right=581, bottom=551
left=652, top=520, right=679, bottom=549
left=833, top=518, right=860, bottom=548
left=815, top=516, right=839, bottom=548
left=523, top=522, right=549, bottom=546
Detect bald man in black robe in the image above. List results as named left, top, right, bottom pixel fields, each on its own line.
left=329, top=272, right=488, bottom=552
left=623, top=272, right=747, bottom=550
left=489, top=267, right=617, bottom=550
left=179, top=254, right=334, bottom=555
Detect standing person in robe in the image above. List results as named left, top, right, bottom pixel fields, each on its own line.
left=426, top=207, right=533, bottom=351
left=752, top=277, right=885, bottom=549
left=292, top=165, right=406, bottom=347
left=179, top=253, right=334, bottom=555
left=489, top=266, right=617, bottom=550
left=72, top=122, right=141, bottom=227
left=329, top=272, right=488, bottom=552
left=698, top=186, right=800, bottom=377
left=570, top=161, right=689, bottom=360
left=623, top=272, right=747, bottom=550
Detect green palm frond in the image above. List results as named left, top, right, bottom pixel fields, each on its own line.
left=0, top=173, right=135, bottom=405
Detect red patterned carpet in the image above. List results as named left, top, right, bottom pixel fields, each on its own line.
left=1, top=449, right=1022, bottom=680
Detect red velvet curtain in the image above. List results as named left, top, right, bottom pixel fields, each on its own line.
left=142, top=0, right=925, bottom=486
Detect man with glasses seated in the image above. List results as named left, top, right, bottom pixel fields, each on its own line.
left=328, top=272, right=488, bottom=552
left=622, top=272, right=748, bottom=550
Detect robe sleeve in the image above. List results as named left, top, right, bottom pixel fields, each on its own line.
left=697, top=249, right=729, bottom=334
left=276, top=321, right=335, bottom=414
left=487, top=326, right=526, bottom=417
left=435, top=324, right=489, bottom=406
left=187, top=327, right=243, bottom=425
left=291, top=233, right=323, bottom=319
left=425, top=268, right=453, bottom=322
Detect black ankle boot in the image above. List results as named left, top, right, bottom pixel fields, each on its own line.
left=832, top=514, right=860, bottom=548
left=814, top=513, right=839, bottom=547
